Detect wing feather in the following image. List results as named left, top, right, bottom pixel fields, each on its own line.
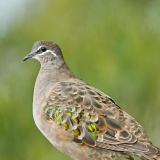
left=44, top=79, right=154, bottom=155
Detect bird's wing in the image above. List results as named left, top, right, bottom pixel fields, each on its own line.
left=44, top=79, right=159, bottom=156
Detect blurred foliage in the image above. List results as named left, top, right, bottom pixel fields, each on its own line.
left=0, top=0, right=160, bottom=160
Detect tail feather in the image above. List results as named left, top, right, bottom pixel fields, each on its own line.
left=147, top=145, right=160, bottom=160
left=150, top=154, right=160, bottom=160
left=124, top=142, right=160, bottom=160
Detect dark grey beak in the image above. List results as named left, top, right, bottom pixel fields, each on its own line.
left=23, top=52, right=36, bottom=61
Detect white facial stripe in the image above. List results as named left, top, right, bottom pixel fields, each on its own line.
left=37, top=46, right=43, bottom=51
left=40, top=50, right=57, bottom=57
left=49, top=50, right=57, bottom=57
left=36, top=46, right=57, bottom=57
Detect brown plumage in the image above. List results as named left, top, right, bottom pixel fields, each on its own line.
left=23, top=40, right=160, bottom=160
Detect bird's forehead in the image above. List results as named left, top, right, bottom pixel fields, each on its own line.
left=31, top=41, right=57, bottom=52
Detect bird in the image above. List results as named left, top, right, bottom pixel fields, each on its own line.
left=23, top=40, right=160, bottom=160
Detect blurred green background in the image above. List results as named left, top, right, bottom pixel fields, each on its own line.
left=0, top=0, right=160, bottom=160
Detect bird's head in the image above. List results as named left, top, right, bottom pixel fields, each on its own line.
left=23, top=41, right=63, bottom=63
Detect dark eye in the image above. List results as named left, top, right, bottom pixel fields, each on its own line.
left=40, top=47, right=47, bottom=52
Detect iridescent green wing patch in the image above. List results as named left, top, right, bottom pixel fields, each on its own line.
left=45, top=80, right=129, bottom=147
left=44, top=105, right=100, bottom=142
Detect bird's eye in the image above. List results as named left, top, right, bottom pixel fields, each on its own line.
left=40, top=47, right=47, bottom=52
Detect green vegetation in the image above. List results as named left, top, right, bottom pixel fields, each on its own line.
left=0, top=1, right=160, bottom=160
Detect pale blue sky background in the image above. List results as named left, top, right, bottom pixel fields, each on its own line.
left=0, top=0, right=28, bottom=33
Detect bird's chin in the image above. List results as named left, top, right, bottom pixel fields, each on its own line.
left=33, top=56, right=39, bottom=60
left=33, top=55, right=44, bottom=62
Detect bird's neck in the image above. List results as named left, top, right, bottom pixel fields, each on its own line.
left=39, top=62, right=72, bottom=82
left=33, top=60, right=76, bottom=123
left=34, top=60, right=76, bottom=101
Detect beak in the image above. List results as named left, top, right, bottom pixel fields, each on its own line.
left=23, top=52, right=36, bottom=61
